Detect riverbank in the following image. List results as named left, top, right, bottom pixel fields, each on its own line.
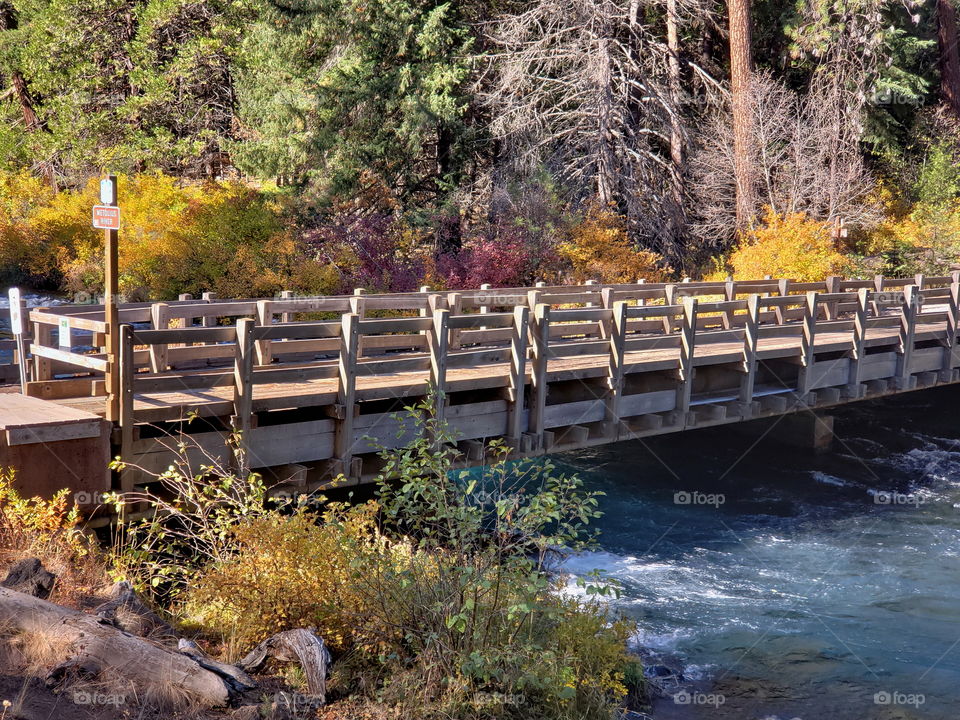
left=0, top=403, right=644, bottom=719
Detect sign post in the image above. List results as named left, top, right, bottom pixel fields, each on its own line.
left=8, top=288, right=28, bottom=393
left=98, top=175, right=120, bottom=422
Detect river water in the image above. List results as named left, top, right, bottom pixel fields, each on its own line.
left=558, top=385, right=960, bottom=720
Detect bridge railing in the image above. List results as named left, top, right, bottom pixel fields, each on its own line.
left=16, top=272, right=960, bottom=404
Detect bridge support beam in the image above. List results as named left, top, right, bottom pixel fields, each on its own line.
left=768, top=412, right=835, bottom=454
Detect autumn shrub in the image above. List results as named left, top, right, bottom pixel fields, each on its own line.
left=0, top=170, right=315, bottom=299
left=721, top=209, right=852, bottom=281
left=303, top=212, right=425, bottom=294
left=436, top=235, right=536, bottom=288
left=864, top=201, right=960, bottom=277
left=0, top=469, right=103, bottom=603
left=559, top=206, right=668, bottom=284
left=170, top=404, right=637, bottom=720
left=183, top=504, right=382, bottom=654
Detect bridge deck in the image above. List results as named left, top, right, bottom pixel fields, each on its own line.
left=7, top=275, right=960, bottom=492
left=54, top=322, right=939, bottom=421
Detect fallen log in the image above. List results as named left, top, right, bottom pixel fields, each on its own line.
left=1, top=558, right=56, bottom=599
left=0, top=586, right=238, bottom=707
left=95, top=580, right=176, bottom=640
left=238, top=629, right=331, bottom=702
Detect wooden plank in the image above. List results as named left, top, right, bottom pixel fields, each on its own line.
left=604, top=300, right=628, bottom=437
left=428, top=307, right=449, bottom=426
left=132, top=326, right=237, bottom=345
left=149, top=303, right=170, bottom=373
left=5, top=420, right=101, bottom=446
left=33, top=320, right=53, bottom=381
left=232, top=318, right=255, bottom=450
left=738, top=294, right=759, bottom=407
left=848, top=288, right=868, bottom=390
left=255, top=300, right=273, bottom=365
left=676, top=297, right=698, bottom=417
left=797, top=292, right=819, bottom=396
left=29, top=345, right=108, bottom=372
left=507, top=305, right=529, bottom=447
left=118, top=323, right=135, bottom=491
left=527, top=300, right=550, bottom=450
left=619, top=389, right=677, bottom=417
left=943, top=281, right=959, bottom=375
left=897, top=284, right=919, bottom=386
left=334, top=313, right=359, bottom=476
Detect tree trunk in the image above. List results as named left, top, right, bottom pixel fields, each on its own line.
left=727, top=0, right=755, bottom=228
left=938, top=0, right=960, bottom=118
left=0, top=1, right=56, bottom=189
left=666, top=0, right=684, bottom=206
left=0, top=587, right=238, bottom=707
left=596, top=35, right=616, bottom=206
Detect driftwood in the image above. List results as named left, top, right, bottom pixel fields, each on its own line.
left=0, top=587, right=238, bottom=707
left=95, top=580, right=176, bottom=639
left=238, top=629, right=331, bottom=703
left=1, top=558, right=56, bottom=599
left=178, top=639, right=257, bottom=693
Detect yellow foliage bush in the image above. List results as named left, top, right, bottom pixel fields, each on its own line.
left=184, top=503, right=388, bottom=655
left=0, top=469, right=103, bottom=604
left=559, top=207, right=668, bottom=284
left=0, top=171, right=324, bottom=299
left=865, top=201, right=960, bottom=275
left=721, top=210, right=851, bottom=281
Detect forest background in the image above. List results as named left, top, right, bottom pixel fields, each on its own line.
left=2, top=0, right=960, bottom=299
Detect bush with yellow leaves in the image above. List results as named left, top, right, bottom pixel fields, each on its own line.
left=0, top=469, right=103, bottom=604
left=0, top=171, right=324, bottom=300
left=864, top=201, right=960, bottom=277
left=720, top=210, right=852, bottom=281
left=184, top=503, right=384, bottom=655
left=559, top=206, right=668, bottom=284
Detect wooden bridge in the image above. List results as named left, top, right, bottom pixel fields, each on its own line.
left=2, top=273, right=959, bottom=498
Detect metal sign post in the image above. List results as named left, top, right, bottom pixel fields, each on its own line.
left=8, top=288, right=28, bottom=393
left=99, top=175, right=120, bottom=422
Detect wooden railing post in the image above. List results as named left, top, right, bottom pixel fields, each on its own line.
left=118, top=323, right=136, bottom=491
left=255, top=300, right=273, bottom=365
left=201, top=292, right=217, bottom=344
left=527, top=302, right=550, bottom=451
left=280, top=290, right=295, bottom=323
left=897, top=284, right=919, bottom=388
left=148, top=303, right=169, bottom=373
left=427, top=303, right=449, bottom=430
left=824, top=276, right=841, bottom=320
left=447, top=292, right=463, bottom=350
left=32, top=319, right=53, bottom=381
left=334, top=313, right=360, bottom=478
left=507, top=305, right=529, bottom=449
left=775, top=278, right=790, bottom=324
left=232, top=318, right=255, bottom=458
left=797, top=291, right=819, bottom=397
left=848, top=288, right=868, bottom=396
left=944, top=279, right=960, bottom=381
left=479, top=283, right=491, bottom=315
left=663, top=284, right=677, bottom=334
left=604, top=300, right=628, bottom=439
left=738, top=294, right=759, bottom=414
left=723, top=280, right=737, bottom=329
left=584, top=279, right=598, bottom=307
left=677, top=297, right=698, bottom=420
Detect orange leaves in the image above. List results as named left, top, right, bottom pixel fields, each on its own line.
left=558, top=206, right=669, bottom=284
